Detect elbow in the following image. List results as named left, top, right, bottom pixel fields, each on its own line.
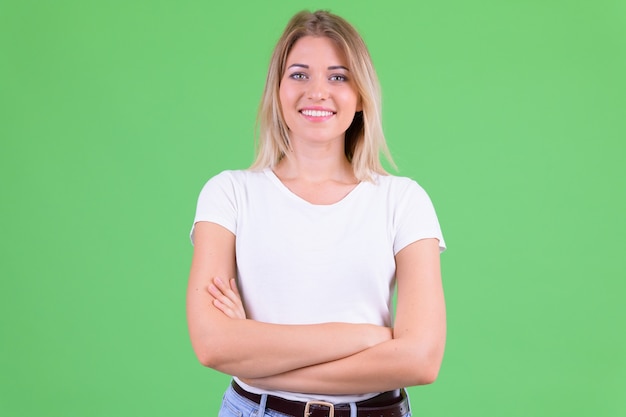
left=195, top=349, right=218, bottom=368
left=402, top=361, right=441, bottom=386
left=192, top=339, right=246, bottom=375
left=192, top=344, right=217, bottom=368
left=195, top=349, right=237, bottom=373
left=416, top=362, right=442, bottom=385
left=194, top=347, right=259, bottom=378
left=191, top=338, right=229, bottom=369
left=189, top=323, right=239, bottom=370
left=402, top=347, right=444, bottom=386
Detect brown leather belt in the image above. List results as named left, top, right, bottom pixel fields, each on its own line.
left=231, top=380, right=409, bottom=417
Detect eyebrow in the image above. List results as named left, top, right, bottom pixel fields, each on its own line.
left=288, top=64, right=350, bottom=71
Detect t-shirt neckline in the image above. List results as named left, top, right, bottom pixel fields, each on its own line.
left=263, top=168, right=365, bottom=208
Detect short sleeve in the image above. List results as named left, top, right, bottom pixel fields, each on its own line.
left=393, top=180, right=446, bottom=254
left=190, top=171, right=238, bottom=244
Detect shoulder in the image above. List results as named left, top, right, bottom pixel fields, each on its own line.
left=205, top=169, right=262, bottom=183
left=373, top=174, right=418, bottom=187
left=367, top=174, right=439, bottom=219
left=373, top=175, right=446, bottom=253
left=368, top=174, right=429, bottom=198
left=201, top=169, right=268, bottom=190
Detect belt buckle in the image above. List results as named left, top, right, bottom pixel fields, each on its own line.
left=304, top=400, right=334, bottom=417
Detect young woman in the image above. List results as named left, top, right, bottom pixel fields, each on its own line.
left=187, top=10, right=446, bottom=417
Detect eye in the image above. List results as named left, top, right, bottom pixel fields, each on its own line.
left=289, top=72, right=308, bottom=80
left=329, top=74, right=348, bottom=82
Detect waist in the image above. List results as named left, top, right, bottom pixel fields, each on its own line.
left=231, top=380, right=409, bottom=417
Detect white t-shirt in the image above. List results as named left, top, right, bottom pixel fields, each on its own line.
left=191, top=168, right=446, bottom=403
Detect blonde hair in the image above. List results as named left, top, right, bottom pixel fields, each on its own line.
left=250, top=10, right=394, bottom=181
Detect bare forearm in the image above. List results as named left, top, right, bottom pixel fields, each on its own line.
left=190, top=311, right=391, bottom=378
left=187, top=222, right=392, bottom=379
left=241, top=336, right=444, bottom=395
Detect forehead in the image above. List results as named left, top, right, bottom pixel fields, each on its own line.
left=286, top=36, right=348, bottom=66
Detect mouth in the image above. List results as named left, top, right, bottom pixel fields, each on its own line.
left=299, top=108, right=336, bottom=120
left=300, top=109, right=335, bottom=117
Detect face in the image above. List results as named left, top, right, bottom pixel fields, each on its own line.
left=279, top=36, right=361, bottom=147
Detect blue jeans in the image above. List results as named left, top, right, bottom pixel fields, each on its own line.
left=217, top=384, right=412, bottom=417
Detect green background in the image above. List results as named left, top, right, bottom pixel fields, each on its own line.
left=2, top=0, right=624, bottom=416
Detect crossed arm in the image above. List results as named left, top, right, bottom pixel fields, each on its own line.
left=187, top=221, right=446, bottom=395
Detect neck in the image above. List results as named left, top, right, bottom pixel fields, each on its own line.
left=275, top=145, right=356, bottom=184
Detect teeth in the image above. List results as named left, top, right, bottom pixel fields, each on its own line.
left=301, top=109, right=334, bottom=117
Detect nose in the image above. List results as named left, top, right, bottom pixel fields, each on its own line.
left=307, top=76, right=328, bottom=100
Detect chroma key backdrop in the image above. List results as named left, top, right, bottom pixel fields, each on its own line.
left=1, top=0, right=624, bottom=416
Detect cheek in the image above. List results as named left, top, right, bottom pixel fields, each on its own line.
left=278, top=87, right=286, bottom=108
left=279, top=86, right=294, bottom=112
left=278, top=87, right=288, bottom=111
left=278, top=83, right=297, bottom=104
left=278, top=87, right=297, bottom=130
left=341, top=90, right=360, bottom=112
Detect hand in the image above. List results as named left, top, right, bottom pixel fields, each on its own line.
left=207, top=277, right=247, bottom=319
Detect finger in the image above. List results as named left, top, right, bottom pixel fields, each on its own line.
left=207, top=283, right=226, bottom=300
left=210, top=278, right=234, bottom=301
left=212, top=298, right=237, bottom=319
left=215, top=277, right=239, bottom=301
left=213, top=277, right=231, bottom=293
left=208, top=284, right=236, bottom=309
left=215, top=277, right=241, bottom=305
left=228, top=280, right=245, bottom=313
left=229, top=278, right=241, bottom=296
left=211, top=277, right=246, bottom=319
left=229, top=279, right=244, bottom=307
left=213, top=297, right=245, bottom=319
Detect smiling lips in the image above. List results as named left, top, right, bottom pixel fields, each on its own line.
left=299, top=108, right=336, bottom=121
